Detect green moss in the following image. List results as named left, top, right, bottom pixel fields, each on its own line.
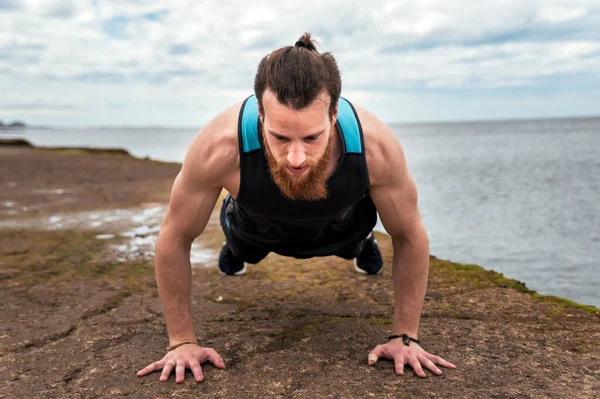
left=0, top=138, right=34, bottom=147
left=531, top=293, right=599, bottom=316
left=431, top=258, right=527, bottom=291
left=372, top=317, right=391, bottom=326
left=193, top=218, right=600, bottom=319
left=0, top=230, right=154, bottom=291
left=197, top=220, right=594, bottom=318
left=428, top=256, right=599, bottom=317
left=40, top=147, right=132, bottom=157
left=82, top=259, right=154, bottom=291
left=484, top=269, right=532, bottom=293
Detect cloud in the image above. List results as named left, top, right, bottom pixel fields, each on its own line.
left=141, top=10, right=169, bottom=21
left=0, top=0, right=599, bottom=126
left=168, top=44, right=191, bottom=56
left=19, top=0, right=75, bottom=18
left=101, top=16, right=131, bottom=39
left=377, top=2, right=600, bottom=52
left=536, top=6, right=587, bottom=23
left=0, top=0, right=22, bottom=10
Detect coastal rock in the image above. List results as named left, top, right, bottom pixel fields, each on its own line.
left=0, top=147, right=598, bottom=399
left=0, top=139, right=33, bottom=147
left=0, top=120, right=26, bottom=129
left=9, top=121, right=26, bottom=128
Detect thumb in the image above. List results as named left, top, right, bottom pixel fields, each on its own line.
left=368, top=345, right=384, bottom=366
left=215, top=357, right=226, bottom=369
left=206, top=350, right=226, bottom=369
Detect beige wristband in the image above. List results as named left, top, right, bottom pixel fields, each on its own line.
left=167, top=341, right=198, bottom=352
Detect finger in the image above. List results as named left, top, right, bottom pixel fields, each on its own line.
left=368, top=345, right=384, bottom=366
left=393, top=356, right=405, bottom=375
left=368, top=352, right=379, bottom=366
left=175, top=362, right=186, bottom=384
left=420, top=356, right=442, bottom=376
left=159, top=360, right=176, bottom=382
left=426, top=354, right=457, bottom=369
left=409, top=357, right=427, bottom=378
left=205, top=348, right=226, bottom=369
left=189, top=360, right=204, bottom=382
left=137, top=360, right=164, bottom=376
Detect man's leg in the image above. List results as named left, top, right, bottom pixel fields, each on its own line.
left=219, top=195, right=269, bottom=275
left=336, top=232, right=383, bottom=275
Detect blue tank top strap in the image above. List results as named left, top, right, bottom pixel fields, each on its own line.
left=240, top=95, right=260, bottom=153
left=337, top=97, right=362, bottom=154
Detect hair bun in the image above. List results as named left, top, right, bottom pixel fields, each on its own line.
left=295, top=33, right=318, bottom=52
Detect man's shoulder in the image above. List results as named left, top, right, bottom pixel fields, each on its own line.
left=183, top=99, right=246, bottom=182
left=350, top=102, right=406, bottom=186
left=351, top=103, right=394, bottom=154
left=202, top=99, right=246, bottom=144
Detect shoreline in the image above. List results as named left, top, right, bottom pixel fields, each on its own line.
left=1, top=139, right=597, bottom=313
left=2, top=113, right=599, bottom=131
left=1, top=138, right=134, bottom=157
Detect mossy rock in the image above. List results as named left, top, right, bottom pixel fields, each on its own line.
left=0, top=139, right=34, bottom=147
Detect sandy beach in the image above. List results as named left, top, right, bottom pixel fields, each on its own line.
left=1, top=142, right=598, bottom=399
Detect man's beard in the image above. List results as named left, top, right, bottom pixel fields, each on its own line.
left=263, top=128, right=333, bottom=201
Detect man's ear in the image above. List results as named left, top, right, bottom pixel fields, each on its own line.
left=331, top=102, right=339, bottom=125
left=257, top=101, right=264, bottom=124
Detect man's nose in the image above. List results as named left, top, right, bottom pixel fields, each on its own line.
left=287, top=143, right=306, bottom=167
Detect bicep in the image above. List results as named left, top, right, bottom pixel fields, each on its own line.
left=161, top=171, right=221, bottom=242
left=361, top=108, right=427, bottom=243
left=160, top=129, right=226, bottom=242
left=370, top=172, right=421, bottom=240
left=160, top=115, right=237, bottom=241
left=368, top=135, right=423, bottom=240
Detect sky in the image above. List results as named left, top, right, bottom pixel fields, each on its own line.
left=1, top=0, right=599, bottom=127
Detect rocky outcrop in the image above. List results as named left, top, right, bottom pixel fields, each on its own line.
left=0, top=120, right=27, bottom=129
left=0, top=147, right=598, bottom=399
left=0, top=139, right=34, bottom=147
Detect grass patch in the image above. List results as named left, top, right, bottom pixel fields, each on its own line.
left=429, top=258, right=528, bottom=291
left=0, top=138, right=34, bottom=147
left=0, top=230, right=154, bottom=291
left=40, top=147, right=132, bottom=157
left=82, top=259, right=155, bottom=291
left=429, top=256, right=599, bottom=317
left=372, top=317, right=391, bottom=326
left=531, top=293, right=600, bottom=317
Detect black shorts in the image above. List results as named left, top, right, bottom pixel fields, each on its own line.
left=220, top=195, right=368, bottom=264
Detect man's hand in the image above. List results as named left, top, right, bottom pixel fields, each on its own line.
left=368, top=340, right=456, bottom=377
left=137, top=344, right=225, bottom=383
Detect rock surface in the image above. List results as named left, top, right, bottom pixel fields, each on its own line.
left=0, top=146, right=598, bottom=399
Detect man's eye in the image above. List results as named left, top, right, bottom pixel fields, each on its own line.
left=304, top=136, right=317, bottom=142
left=275, top=136, right=289, bottom=142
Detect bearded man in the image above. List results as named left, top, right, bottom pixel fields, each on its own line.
left=137, top=33, right=456, bottom=384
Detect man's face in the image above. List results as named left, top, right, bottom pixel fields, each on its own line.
left=259, top=89, right=338, bottom=201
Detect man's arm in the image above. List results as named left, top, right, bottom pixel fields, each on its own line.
left=361, top=109, right=456, bottom=377
left=138, top=107, right=239, bottom=383
left=369, top=140, right=429, bottom=339
left=155, top=169, right=221, bottom=348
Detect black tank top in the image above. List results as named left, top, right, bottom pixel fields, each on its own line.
left=226, top=94, right=377, bottom=258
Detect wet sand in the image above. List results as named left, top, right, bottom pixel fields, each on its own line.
left=1, top=143, right=599, bottom=398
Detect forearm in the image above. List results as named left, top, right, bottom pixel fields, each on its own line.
left=390, top=225, right=430, bottom=338
left=155, top=231, right=196, bottom=345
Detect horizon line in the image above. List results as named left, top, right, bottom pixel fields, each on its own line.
left=5, top=113, right=600, bottom=130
